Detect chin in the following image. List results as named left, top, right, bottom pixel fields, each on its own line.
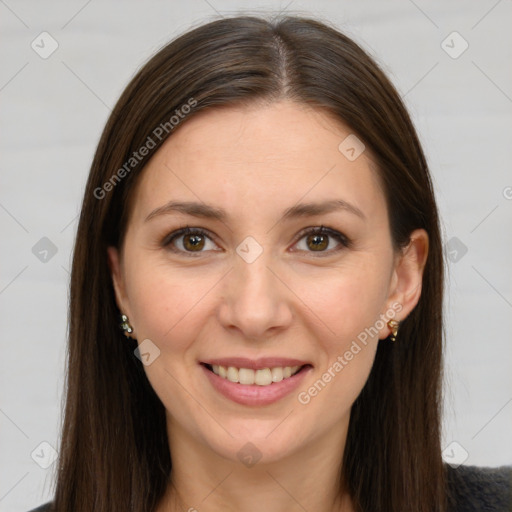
left=198, top=420, right=306, bottom=466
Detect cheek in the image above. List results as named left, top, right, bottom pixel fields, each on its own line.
left=289, top=258, right=391, bottom=344
left=293, top=271, right=384, bottom=412
left=313, top=343, right=378, bottom=415
left=289, top=259, right=389, bottom=402
left=125, top=260, right=219, bottom=349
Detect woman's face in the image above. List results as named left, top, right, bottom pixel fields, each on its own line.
left=108, top=101, right=427, bottom=464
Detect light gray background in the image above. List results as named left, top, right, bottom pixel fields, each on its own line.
left=1, top=1, right=511, bottom=510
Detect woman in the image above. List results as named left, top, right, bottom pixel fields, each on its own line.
left=30, top=15, right=511, bottom=512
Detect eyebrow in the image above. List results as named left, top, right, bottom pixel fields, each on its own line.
left=144, top=199, right=366, bottom=223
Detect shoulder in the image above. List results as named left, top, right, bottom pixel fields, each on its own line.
left=27, top=502, right=53, bottom=512
left=445, top=463, right=512, bottom=511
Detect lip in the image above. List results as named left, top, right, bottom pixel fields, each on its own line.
left=200, top=362, right=313, bottom=406
left=201, top=357, right=311, bottom=370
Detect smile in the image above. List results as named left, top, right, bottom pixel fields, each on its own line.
left=200, top=360, right=313, bottom=406
left=206, top=364, right=303, bottom=386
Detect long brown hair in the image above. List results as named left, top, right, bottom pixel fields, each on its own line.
left=52, top=15, right=447, bottom=512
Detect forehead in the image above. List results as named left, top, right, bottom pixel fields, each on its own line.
left=129, top=101, right=386, bottom=224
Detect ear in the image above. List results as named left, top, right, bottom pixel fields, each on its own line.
left=379, top=228, right=429, bottom=339
left=107, top=246, right=130, bottom=316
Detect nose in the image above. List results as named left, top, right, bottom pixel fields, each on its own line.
left=217, top=249, right=293, bottom=341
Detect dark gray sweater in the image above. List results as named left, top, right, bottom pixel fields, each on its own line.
left=28, top=464, right=512, bottom=511
left=445, top=464, right=512, bottom=511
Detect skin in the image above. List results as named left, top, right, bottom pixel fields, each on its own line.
left=108, top=101, right=428, bottom=512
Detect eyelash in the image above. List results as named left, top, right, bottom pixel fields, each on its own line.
left=161, top=225, right=351, bottom=257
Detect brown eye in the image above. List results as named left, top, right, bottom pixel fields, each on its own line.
left=306, top=232, right=329, bottom=251
left=293, top=226, right=351, bottom=255
left=183, top=233, right=205, bottom=251
left=163, top=227, right=218, bottom=256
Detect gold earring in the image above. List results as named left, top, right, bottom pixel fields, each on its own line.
left=120, top=314, right=134, bottom=337
left=387, top=320, right=400, bottom=342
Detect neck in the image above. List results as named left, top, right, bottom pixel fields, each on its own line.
left=156, top=414, right=354, bottom=512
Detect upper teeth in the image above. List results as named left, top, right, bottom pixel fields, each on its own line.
left=211, top=365, right=301, bottom=386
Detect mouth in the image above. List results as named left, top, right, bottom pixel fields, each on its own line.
left=199, top=360, right=313, bottom=406
left=201, top=362, right=311, bottom=386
